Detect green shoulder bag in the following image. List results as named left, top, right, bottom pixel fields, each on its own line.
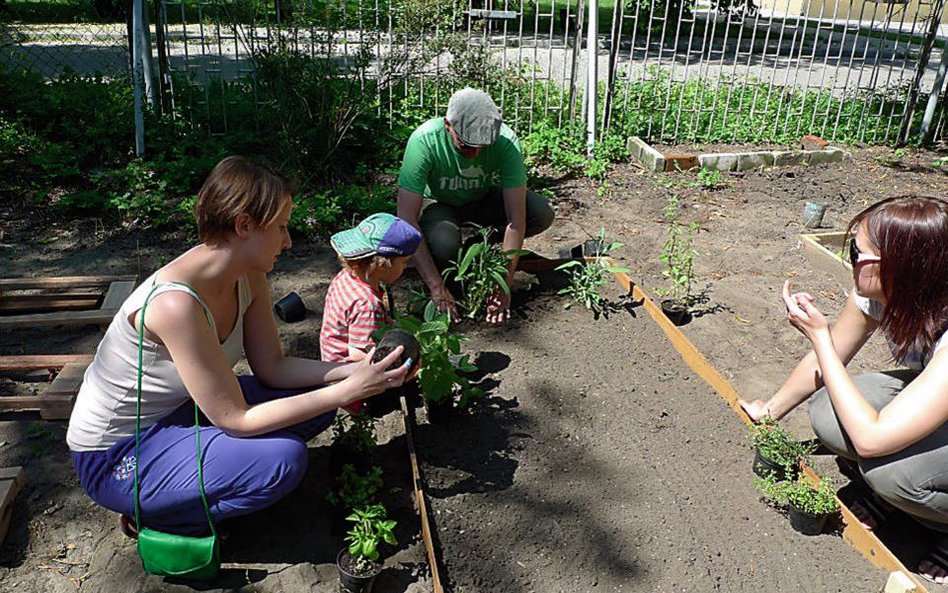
left=133, top=282, right=220, bottom=580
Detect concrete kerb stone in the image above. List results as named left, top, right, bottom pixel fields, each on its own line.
left=628, top=136, right=849, bottom=174
left=627, top=136, right=665, bottom=173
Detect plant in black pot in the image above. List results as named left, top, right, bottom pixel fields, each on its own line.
left=556, top=228, right=630, bottom=316
left=337, top=504, right=397, bottom=593
left=657, top=195, right=698, bottom=326
left=749, top=417, right=816, bottom=481
left=754, top=474, right=838, bottom=535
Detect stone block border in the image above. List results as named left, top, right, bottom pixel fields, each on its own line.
left=626, top=136, right=849, bottom=173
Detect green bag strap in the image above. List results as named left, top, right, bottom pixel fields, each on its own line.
left=133, top=280, right=217, bottom=537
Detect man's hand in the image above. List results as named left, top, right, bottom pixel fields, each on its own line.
left=430, top=283, right=458, bottom=321
left=485, top=285, right=511, bottom=325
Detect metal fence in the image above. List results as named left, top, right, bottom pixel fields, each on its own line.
left=2, top=0, right=948, bottom=144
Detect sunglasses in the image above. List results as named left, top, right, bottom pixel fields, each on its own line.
left=848, top=239, right=881, bottom=266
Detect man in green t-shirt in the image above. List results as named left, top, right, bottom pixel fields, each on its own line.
left=396, top=88, right=555, bottom=324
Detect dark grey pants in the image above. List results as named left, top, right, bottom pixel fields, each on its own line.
left=419, top=186, right=555, bottom=269
left=809, top=370, right=948, bottom=532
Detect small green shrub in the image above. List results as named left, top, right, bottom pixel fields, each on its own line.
left=749, top=417, right=816, bottom=472
left=695, top=167, right=723, bottom=190
left=442, top=226, right=528, bottom=320
left=754, top=474, right=838, bottom=515
left=326, top=464, right=384, bottom=509
left=657, top=195, right=699, bottom=307
left=332, top=412, right=379, bottom=456
left=344, top=504, right=397, bottom=570
left=557, top=229, right=629, bottom=315
left=384, top=300, right=484, bottom=408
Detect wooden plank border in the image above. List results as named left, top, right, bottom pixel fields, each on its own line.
left=0, top=277, right=137, bottom=329
left=399, top=396, right=445, bottom=593
left=605, top=261, right=928, bottom=593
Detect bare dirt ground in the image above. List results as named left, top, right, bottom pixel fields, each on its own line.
left=1, top=144, right=947, bottom=592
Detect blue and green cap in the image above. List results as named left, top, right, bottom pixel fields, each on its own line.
left=330, top=213, right=422, bottom=260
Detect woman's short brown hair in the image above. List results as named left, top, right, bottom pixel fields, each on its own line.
left=846, top=195, right=948, bottom=361
left=194, top=156, right=295, bottom=245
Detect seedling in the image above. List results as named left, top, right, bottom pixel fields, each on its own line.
left=749, top=417, right=816, bottom=475
left=326, top=464, right=384, bottom=510
left=384, top=300, right=485, bottom=408
left=442, top=226, right=529, bottom=320
left=694, top=167, right=723, bottom=190
left=657, top=195, right=698, bottom=309
left=332, top=412, right=378, bottom=456
left=753, top=474, right=837, bottom=516
left=557, top=228, right=630, bottom=315
left=344, top=504, right=397, bottom=572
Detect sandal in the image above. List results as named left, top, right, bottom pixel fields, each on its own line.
left=849, top=492, right=895, bottom=530
left=920, top=536, right=948, bottom=584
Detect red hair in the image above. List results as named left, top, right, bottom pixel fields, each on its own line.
left=846, top=196, right=948, bottom=362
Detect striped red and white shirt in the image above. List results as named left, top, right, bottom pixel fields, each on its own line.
left=319, top=270, right=391, bottom=363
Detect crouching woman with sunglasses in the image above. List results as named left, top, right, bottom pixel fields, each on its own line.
left=739, top=195, right=948, bottom=583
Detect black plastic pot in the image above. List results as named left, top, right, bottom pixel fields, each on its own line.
left=583, top=239, right=605, bottom=257
left=274, top=291, right=306, bottom=322
left=788, top=505, right=828, bottom=536
left=337, top=549, right=381, bottom=593
left=660, top=299, right=691, bottom=326
left=371, top=329, right=420, bottom=372
left=752, top=448, right=798, bottom=481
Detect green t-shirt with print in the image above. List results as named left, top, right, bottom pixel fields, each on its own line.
left=397, top=118, right=528, bottom=207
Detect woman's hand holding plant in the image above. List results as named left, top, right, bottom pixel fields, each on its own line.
left=342, top=346, right=410, bottom=404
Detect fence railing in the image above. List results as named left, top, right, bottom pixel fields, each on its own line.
left=2, top=0, right=947, bottom=145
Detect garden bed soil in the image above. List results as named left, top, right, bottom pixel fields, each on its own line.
left=1, top=144, right=947, bottom=591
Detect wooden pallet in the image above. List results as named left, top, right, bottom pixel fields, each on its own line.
left=0, top=467, right=25, bottom=545
left=0, top=355, right=90, bottom=419
left=0, top=275, right=137, bottom=329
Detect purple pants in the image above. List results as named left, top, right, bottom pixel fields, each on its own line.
left=71, top=376, right=335, bottom=535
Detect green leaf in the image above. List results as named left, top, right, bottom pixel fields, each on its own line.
left=490, top=270, right=510, bottom=295
left=423, top=300, right=437, bottom=322
left=556, top=261, right=582, bottom=270
left=458, top=243, right=483, bottom=275
left=503, top=248, right=532, bottom=257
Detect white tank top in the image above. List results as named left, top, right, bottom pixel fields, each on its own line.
left=66, top=271, right=252, bottom=451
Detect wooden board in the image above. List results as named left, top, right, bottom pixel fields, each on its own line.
left=801, top=232, right=852, bottom=286
left=606, top=260, right=928, bottom=593
left=0, top=466, right=26, bottom=545
left=0, top=276, right=137, bottom=329
left=0, top=275, right=136, bottom=291
left=400, top=396, right=445, bottom=593
left=0, top=354, right=94, bottom=372
left=0, top=362, right=86, bottom=419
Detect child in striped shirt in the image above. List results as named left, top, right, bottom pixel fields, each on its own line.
left=320, top=213, right=422, bottom=412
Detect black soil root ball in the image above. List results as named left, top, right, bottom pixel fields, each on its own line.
left=371, top=329, right=421, bottom=371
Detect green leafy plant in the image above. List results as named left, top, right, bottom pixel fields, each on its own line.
left=442, top=226, right=529, bottom=320
left=344, top=504, right=397, bottom=571
left=694, top=167, right=723, bottom=190
left=749, top=417, right=817, bottom=473
left=327, top=464, right=384, bottom=509
left=332, top=412, right=378, bottom=456
left=657, top=195, right=699, bottom=307
left=556, top=229, right=630, bottom=315
left=385, top=300, right=484, bottom=408
left=754, top=474, right=838, bottom=516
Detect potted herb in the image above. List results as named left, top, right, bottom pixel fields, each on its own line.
left=385, top=300, right=485, bottom=422
left=557, top=228, right=630, bottom=316
left=749, top=417, right=816, bottom=481
left=657, top=195, right=698, bottom=325
left=337, top=504, right=397, bottom=593
left=442, top=225, right=529, bottom=320
left=754, top=474, right=838, bottom=535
